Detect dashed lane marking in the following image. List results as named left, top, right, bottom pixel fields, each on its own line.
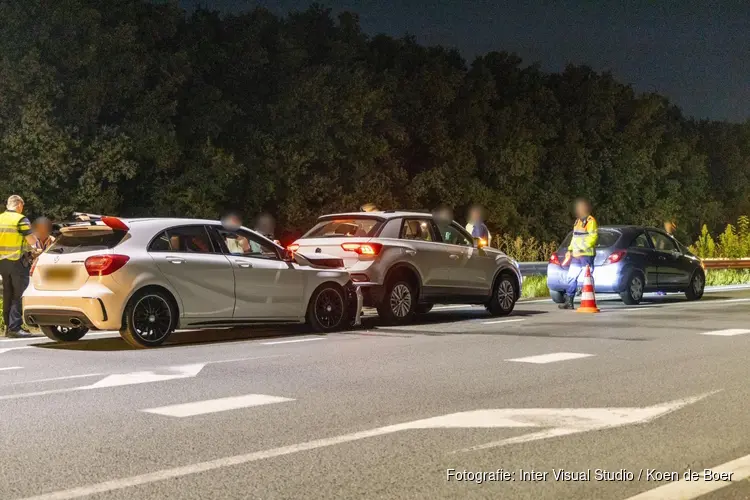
left=261, top=338, right=325, bottom=345
left=0, top=366, right=23, bottom=372
left=482, top=318, right=526, bottom=325
left=699, top=328, right=750, bottom=336
left=141, top=394, right=295, bottom=418
left=506, top=352, right=595, bottom=364
left=622, top=452, right=750, bottom=499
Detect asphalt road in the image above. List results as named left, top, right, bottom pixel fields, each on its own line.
left=2, top=288, right=750, bottom=500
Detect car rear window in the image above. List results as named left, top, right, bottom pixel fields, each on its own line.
left=303, top=218, right=383, bottom=238
left=47, top=231, right=126, bottom=254
left=557, top=230, right=620, bottom=252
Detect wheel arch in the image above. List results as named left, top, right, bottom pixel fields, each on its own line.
left=384, top=263, right=423, bottom=299
left=492, top=266, right=521, bottom=300
left=121, top=284, right=180, bottom=330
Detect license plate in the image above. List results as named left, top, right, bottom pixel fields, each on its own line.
left=45, top=268, right=74, bottom=281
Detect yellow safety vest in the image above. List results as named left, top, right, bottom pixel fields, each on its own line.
left=0, top=211, right=31, bottom=261
left=568, top=215, right=598, bottom=257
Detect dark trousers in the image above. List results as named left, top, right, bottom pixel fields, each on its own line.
left=0, top=258, right=29, bottom=332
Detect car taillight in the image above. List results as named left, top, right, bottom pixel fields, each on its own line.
left=85, top=254, right=130, bottom=276
left=288, top=243, right=300, bottom=252
left=341, top=242, right=383, bottom=256
left=606, top=250, right=626, bottom=264
left=549, top=254, right=561, bottom=265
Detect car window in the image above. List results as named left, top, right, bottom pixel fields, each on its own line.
left=434, top=220, right=472, bottom=246
left=629, top=233, right=651, bottom=249
left=648, top=231, right=677, bottom=252
left=303, top=218, right=383, bottom=238
left=400, top=219, right=434, bottom=242
left=48, top=231, right=126, bottom=255
left=216, top=228, right=279, bottom=259
left=149, top=226, right=215, bottom=254
left=556, top=229, right=620, bottom=252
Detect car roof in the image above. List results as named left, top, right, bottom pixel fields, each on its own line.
left=318, top=211, right=433, bottom=220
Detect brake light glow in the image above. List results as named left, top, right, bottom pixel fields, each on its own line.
left=606, top=250, right=626, bottom=264
left=341, top=242, right=383, bottom=256
left=84, top=254, right=130, bottom=276
left=101, top=216, right=129, bottom=232
left=549, top=254, right=561, bottom=265
left=287, top=243, right=300, bottom=252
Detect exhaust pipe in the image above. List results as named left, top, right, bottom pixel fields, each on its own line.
left=26, top=315, right=37, bottom=327
left=70, top=318, right=83, bottom=328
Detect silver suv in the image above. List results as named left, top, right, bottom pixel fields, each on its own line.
left=290, top=211, right=522, bottom=324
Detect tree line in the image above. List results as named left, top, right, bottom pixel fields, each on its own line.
left=1, top=1, right=749, bottom=244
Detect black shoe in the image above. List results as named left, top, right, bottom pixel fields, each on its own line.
left=7, top=328, right=33, bottom=338
left=558, top=296, right=575, bottom=310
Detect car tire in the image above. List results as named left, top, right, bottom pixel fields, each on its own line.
left=620, top=272, right=645, bottom=305
left=377, top=279, right=417, bottom=325
left=416, top=304, right=433, bottom=314
left=486, top=272, right=517, bottom=316
left=40, top=325, right=89, bottom=342
left=685, top=271, right=705, bottom=301
left=120, top=289, right=176, bottom=348
left=549, top=290, right=566, bottom=304
left=307, top=283, right=348, bottom=333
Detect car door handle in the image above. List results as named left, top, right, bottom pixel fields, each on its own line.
left=405, top=250, right=416, bottom=256
left=166, top=256, right=185, bottom=264
left=449, top=254, right=460, bottom=260
left=237, top=262, right=253, bottom=268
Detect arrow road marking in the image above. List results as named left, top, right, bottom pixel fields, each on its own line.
left=0, top=346, right=32, bottom=355
left=18, top=392, right=718, bottom=500
left=454, top=391, right=719, bottom=453
left=85, top=364, right=206, bottom=389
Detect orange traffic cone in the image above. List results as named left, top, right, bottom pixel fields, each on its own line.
left=577, top=265, right=600, bottom=313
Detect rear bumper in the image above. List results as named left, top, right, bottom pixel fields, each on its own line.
left=22, top=283, right=125, bottom=330
left=546, top=262, right=625, bottom=293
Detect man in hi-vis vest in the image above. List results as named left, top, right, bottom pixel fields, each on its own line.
left=0, top=195, right=39, bottom=337
left=559, top=198, right=598, bottom=310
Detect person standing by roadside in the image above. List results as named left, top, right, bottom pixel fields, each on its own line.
left=0, top=195, right=39, bottom=337
left=31, top=217, right=56, bottom=253
left=466, top=205, right=491, bottom=246
left=559, top=198, right=598, bottom=310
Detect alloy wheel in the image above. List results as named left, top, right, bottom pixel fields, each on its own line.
left=390, top=284, right=412, bottom=318
left=132, top=295, right=172, bottom=342
left=630, top=277, right=644, bottom=301
left=314, top=288, right=344, bottom=329
left=497, top=280, right=515, bottom=311
left=693, top=273, right=704, bottom=295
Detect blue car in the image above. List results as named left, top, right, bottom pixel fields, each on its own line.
left=546, top=225, right=705, bottom=305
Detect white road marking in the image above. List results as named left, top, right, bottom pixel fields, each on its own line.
left=622, top=451, right=750, bottom=499
left=506, top=352, right=594, bottom=364
left=0, top=355, right=283, bottom=401
left=142, top=394, right=295, bottom=418
left=86, top=363, right=206, bottom=389
left=20, top=393, right=715, bottom=500
left=0, top=346, right=32, bottom=354
left=1, top=373, right=104, bottom=387
left=0, top=366, right=23, bottom=372
left=483, top=318, right=526, bottom=325
left=699, top=328, right=750, bottom=336
left=261, top=338, right=324, bottom=345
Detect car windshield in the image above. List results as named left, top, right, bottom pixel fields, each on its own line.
left=557, top=229, right=620, bottom=252
left=47, top=231, right=126, bottom=254
left=303, top=218, right=383, bottom=238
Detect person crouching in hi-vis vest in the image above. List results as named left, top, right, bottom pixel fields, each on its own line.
left=0, top=195, right=40, bottom=337
left=559, top=198, right=598, bottom=310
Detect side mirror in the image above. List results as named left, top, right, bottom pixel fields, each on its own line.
left=474, top=237, right=488, bottom=248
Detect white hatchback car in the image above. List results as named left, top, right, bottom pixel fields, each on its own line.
left=23, top=216, right=357, bottom=348
left=289, top=211, right=522, bottom=324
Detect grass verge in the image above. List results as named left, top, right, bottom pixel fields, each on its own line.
left=522, top=275, right=549, bottom=299
left=705, top=269, right=750, bottom=286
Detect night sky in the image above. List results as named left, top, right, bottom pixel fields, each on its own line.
left=182, top=0, right=750, bottom=123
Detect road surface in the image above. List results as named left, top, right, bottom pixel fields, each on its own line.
left=2, top=288, right=750, bottom=499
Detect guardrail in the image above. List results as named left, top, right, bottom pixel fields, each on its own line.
left=519, top=258, right=750, bottom=277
